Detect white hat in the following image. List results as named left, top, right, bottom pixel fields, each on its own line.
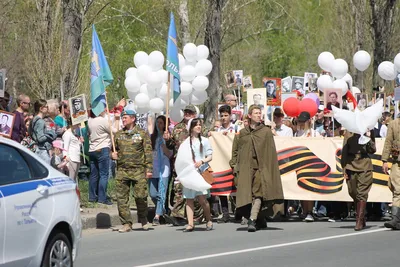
left=318, top=105, right=324, bottom=111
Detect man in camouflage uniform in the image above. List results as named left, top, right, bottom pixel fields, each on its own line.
left=164, top=105, right=208, bottom=226
left=111, top=109, right=153, bottom=233
left=382, top=116, right=400, bottom=230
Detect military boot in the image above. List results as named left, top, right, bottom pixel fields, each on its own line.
left=247, top=219, right=257, bottom=232
left=355, top=201, right=366, bottom=231
left=119, top=224, right=132, bottom=233
left=384, top=206, right=400, bottom=230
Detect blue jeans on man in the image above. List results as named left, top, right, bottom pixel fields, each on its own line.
left=89, top=147, right=111, bottom=204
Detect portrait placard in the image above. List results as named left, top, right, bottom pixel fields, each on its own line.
left=281, top=76, right=292, bottom=93
left=0, top=110, right=15, bottom=138
left=243, top=75, right=253, bottom=92
left=324, top=88, right=342, bottom=116
left=69, top=94, right=88, bottom=125
left=262, top=77, right=282, bottom=106
left=356, top=93, right=368, bottom=111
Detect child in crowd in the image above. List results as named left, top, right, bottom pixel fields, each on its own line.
left=51, top=140, right=68, bottom=174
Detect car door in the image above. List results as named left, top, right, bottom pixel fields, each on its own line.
left=0, top=144, right=54, bottom=266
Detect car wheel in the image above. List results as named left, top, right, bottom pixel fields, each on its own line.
left=41, top=231, right=73, bottom=267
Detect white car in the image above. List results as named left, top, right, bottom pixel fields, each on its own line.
left=0, top=137, right=82, bottom=267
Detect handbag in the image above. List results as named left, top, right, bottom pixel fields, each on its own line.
left=198, top=162, right=215, bottom=185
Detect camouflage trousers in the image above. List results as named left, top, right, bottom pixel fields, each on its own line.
left=116, top=168, right=148, bottom=226
left=170, top=181, right=203, bottom=219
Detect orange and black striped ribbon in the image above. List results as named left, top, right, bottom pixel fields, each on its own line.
left=211, top=146, right=391, bottom=196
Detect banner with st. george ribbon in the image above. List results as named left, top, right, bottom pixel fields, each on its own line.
left=208, top=134, right=392, bottom=202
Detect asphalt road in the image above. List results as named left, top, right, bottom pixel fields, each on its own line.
left=76, top=221, right=398, bottom=267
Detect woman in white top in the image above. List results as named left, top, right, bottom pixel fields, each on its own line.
left=63, top=124, right=83, bottom=181
left=179, top=118, right=214, bottom=232
left=149, top=116, right=173, bottom=226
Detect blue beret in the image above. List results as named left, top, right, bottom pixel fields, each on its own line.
left=121, top=109, right=136, bottom=116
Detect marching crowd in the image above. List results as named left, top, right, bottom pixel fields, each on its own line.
left=1, top=91, right=400, bottom=233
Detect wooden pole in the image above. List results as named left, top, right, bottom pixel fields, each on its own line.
left=104, top=90, right=116, bottom=153
left=165, top=73, right=171, bottom=129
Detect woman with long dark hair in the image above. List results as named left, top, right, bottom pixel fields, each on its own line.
left=179, top=118, right=213, bottom=232
left=149, top=115, right=173, bottom=225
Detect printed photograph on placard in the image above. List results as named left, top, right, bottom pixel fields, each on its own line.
left=0, top=110, right=15, bottom=138
left=291, top=76, right=304, bottom=95
left=304, top=72, right=318, bottom=92
left=233, top=70, right=243, bottom=87
left=0, top=69, right=6, bottom=98
left=375, top=92, right=385, bottom=105
left=324, top=88, right=342, bottom=116
left=263, top=77, right=282, bottom=106
left=224, top=71, right=235, bottom=88
left=309, top=77, right=318, bottom=93
left=243, top=75, right=253, bottom=91
left=356, top=93, right=368, bottom=111
left=69, top=94, right=88, bottom=125
left=247, top=88, right=266, bottom=112
left=282, top=76, right=292, bottom=93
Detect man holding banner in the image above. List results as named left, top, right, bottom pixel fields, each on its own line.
left=232, top=105, right=284, bottom=232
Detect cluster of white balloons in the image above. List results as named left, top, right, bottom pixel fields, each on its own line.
left=316, top=50, right=371, bottom=95
left=124, top=43, right=212, bottom=121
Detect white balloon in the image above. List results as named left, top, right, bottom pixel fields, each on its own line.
left=124, top=76, right=141, bottom=93
left=394, top=53, right=400, bottom=71
left=170, top=107, right=183, bottom=122
left=331, top=59, right=348, bottom=79
left=139, top=84, right=156, bottom=99
left=136, top=106, right=150, bottom=114
left=137, top=65, right=152, bottom=83
left=332, top=79, right=349, bottom=95
left=125, top=67, right=138, bottom=78
left=134, top=51, right=149, bottom=68
left=149, top=98, right=164, bottom=113
left=180, top=82, right=193, bottom=96
left=178, top=54, right=186, bottom=70
left=157, top=69, right=168, bottom=84
left=316, top=75, right=333, bottom=92
left=351, top=86, right=361, bottom=95
left=191, top=91, right=208, bottom=105
left=157, top=83, right=168, bottom=97
left=127, top=91, right=138, bottom=101
left=353, top=50, right=371, bottom=71
left=192, top=76, right=209, bottom=92
left=378, top=61, right=397, bottom=81
left=146, top=71, right=162, bottom=89
left=183, top=43, right=197, bottom=62
left=135, top=93, right=150, bottom=108
left=181, top=65, right=196, bottom=82
left=148, top=51, right=165, bottom=71
left=197, top=45, right=210, bottom=60
left=195, top=59, right=213, bottom=76
left=342, top=73, right=353, bottom=91
left=318, top=52, right=335, bottom=72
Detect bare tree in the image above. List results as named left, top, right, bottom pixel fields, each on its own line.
left=370, top=0, right=397, bottom=87
left=204, top=0, right=223, bottom=127
left=178, top=0, right=191, bottom=45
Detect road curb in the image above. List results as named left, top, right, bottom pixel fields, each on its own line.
left=81, top=210, right=138, bottom=230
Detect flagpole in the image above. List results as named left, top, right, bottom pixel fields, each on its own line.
left=165, top=74, right=171, bottom=129
left=104, top=89, right=116, bottom=153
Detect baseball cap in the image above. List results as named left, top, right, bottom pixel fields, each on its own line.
left=52, top=140, right=66, bottom=151
left=183, top=104, right=196, bottom=113
left=273, top=108, right=285, bottom=117
left=297, top=111, right=311, bottom=122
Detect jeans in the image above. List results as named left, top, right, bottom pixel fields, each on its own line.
left=148, top=177, right=169, bottom=216
left=89, top=147, right=110, bottom=203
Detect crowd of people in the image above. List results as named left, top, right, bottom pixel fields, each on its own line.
left=1, top=90, right=399, bottom=233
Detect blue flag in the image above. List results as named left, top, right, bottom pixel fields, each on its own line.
left=90, top=25, right=113, bottom=116
left=166, top=12, right=180, bottom=102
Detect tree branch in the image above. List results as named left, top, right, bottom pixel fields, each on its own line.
left=222, top=28, right=273, bottom=52
left=83, top=1, right=111, bottom=32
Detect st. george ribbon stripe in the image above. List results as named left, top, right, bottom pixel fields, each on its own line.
left=210, top=146, right=390, bottom=196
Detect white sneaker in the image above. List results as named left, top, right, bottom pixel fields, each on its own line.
left=304, top=214, right=314, bottom=222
